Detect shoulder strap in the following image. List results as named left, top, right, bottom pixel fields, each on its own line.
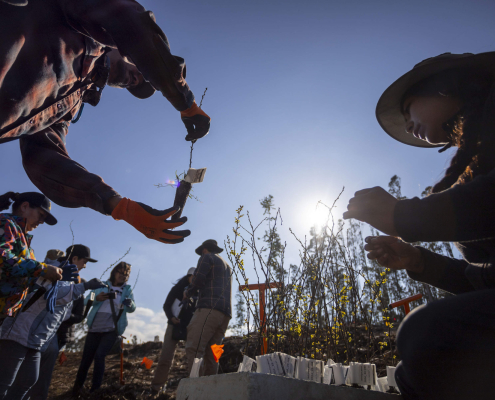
left=108, top=290, right=124, bottom=335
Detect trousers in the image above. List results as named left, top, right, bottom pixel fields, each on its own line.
left=185, top=308, right=230, bottom=376
left=0, top=340, right=41, bottom=400
left=151, top=323, right=179, bottom=391
left=73, top=331, right=118, bottom=392
left=395, top=289, right=495, bottom=400
left=25, top=335, right=60, bottom=400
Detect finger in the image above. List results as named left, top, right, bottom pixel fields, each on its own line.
left=162, top=216, right=188, bottom=230
left=343, top=211, right=363, bottom=221
left=160, top=229, right=191, bottom=240
left=182, top=117, right=196, bottom=137
left=354, top=187, right=381, bottom=197
left=161, top=205, right=181, bottom=219
left=158, top=237, right=185, bottom=244
left=369, top=236, right=402, bottom=245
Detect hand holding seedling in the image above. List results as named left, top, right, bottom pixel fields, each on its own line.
left=343, top=187, right=398, bottom=236
left=364, top=236, right=424, bottom=273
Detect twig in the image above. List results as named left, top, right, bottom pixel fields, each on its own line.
left=189, top=87, right=208, bottom=169
left=132, top=269, right=140, bottom=291
left=100, top=247, right=131, bottom=280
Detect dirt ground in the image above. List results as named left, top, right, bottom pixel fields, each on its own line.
left=48, top=337, right=244, bottom=400
left=48, top=329, right=395, bottom=400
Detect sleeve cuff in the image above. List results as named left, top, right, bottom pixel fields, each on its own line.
left=407, top=246, right=446, bottom=286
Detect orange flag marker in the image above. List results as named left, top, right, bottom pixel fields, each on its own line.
left=59, top=351, right=68, bottom=365
left=141, top=356, right=153, bottom=369
left=211, top=344, right=224, bottom=363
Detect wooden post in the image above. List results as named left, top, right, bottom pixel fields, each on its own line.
left=389, top=293, right=423, bottom=316
left=239, top=282, right=283, bottom=355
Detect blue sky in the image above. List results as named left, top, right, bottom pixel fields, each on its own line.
left=3, top=0, right=495, bottom=340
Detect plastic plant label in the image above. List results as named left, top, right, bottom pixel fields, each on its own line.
left=190, top=358, right=203, bottom=378
left=332, top=363, right=346, bottom=385
left=281, top=354, right=297, bottom=378
left=323, top=366, right=333, bottom=385
left=184, top=168, right=207, bottom=184
left=387, top=366, right=397, bottom=387
left=237, top=355, right=256, bottom=372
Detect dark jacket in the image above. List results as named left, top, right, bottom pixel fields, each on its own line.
left=0, top=0, right=194, bottom=214
left=186, top=253, right=232, bottom=318
left=163, top=276, right=196, bottom=334
left=57, top=278, right=86, bottom=346
left=395, top=166, right=495, bottom=292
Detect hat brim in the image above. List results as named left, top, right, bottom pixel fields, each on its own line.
left=195, top=245, right=224, bottom=256
left=127, top=81, right=156, bottom=99
left=40, top=206, right=57, bottom=226
left=376, top=52, right=495, bottom=148
left=86, top=257, right=98, bottom=263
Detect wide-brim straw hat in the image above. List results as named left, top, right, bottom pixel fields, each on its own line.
left=376, top=52, right=495, bottom=148
left=195, top=239, right=224, bottom=255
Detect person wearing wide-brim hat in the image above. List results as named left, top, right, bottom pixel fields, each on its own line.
left=344, top=52, right=495, bottom=399
left=184, top=240, right=231, bottom=377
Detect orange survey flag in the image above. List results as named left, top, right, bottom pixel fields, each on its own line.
left=211, top=344, right=224, bottom=363
left=141, top=357, right=153, bottom=369
left=59, top=351, right=68, bottom=365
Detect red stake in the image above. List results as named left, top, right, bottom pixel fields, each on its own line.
left=120, top=336, right=126, bottom=385
left=389, top=293, right=423, bottom=315
left=239, top=282, right=283, bottom=355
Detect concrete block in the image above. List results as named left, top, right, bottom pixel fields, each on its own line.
left=177, top=372, right=402, bottom=400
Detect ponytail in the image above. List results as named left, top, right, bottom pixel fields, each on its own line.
left=0, top=192, right=20, bottom=212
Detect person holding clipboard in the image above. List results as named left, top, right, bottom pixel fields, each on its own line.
left=151, top=268, right=196, bottom=394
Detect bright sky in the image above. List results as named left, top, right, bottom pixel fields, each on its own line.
left=3, top=0, right=495, bottom=341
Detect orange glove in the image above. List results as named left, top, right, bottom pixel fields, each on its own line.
left=111, top=198, right=190, bottom=244
left=180, top=102, right=210, bottom=142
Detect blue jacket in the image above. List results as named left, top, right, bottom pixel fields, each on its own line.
left=85, top=280, right=136, bottom=335
left=0, top=281, right=85, bottom=351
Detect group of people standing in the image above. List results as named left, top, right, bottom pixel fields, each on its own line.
left=0, top=189, right=232, bottom=399
left=151, top=239, right=232, bottom=393
left=0, top=191, right=136, bottom=399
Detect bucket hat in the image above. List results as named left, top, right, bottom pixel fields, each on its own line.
left=376, top=52, right=495, bottom=148
left=195, top=239, right=224, bottom=255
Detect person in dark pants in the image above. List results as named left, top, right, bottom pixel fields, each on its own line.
left=151, top=267, right=196, bottom=393
left=26, top=245, right=98, bottom=400
left=72, top=262, right=135, bottom=396
left=344, top=52, right=495, bottom=399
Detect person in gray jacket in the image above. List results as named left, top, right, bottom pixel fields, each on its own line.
left=26, top=245, right=99, bottom=400
left=0, top=270, right=105, bottom=400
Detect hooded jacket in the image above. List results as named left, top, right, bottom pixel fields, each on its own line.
left=85, top=280, right=136, bottom=336
left=0, top=213, right=48, bottom=317
left=0, top=281, right=85, bottom=351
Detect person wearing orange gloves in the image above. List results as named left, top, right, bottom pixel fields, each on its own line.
left=0, top=0, right=211, bottom=244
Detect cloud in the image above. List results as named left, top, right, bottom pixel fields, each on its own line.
left=126, top=307, right=167, bottom=342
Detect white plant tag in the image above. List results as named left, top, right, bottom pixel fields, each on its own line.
left=282, top=354, right=297, bottom=378
left=296, top=357, right=309, bottom=380
left=387, top=366, right=397, bottom=387
left=184, top=168, right=207, bottom=184
left=238, top=355, right=256, bottom=372
left=332, top=363, right=346, bottom=385
left=190, top=358, right=203, bottom=378
left=349, top=362, right=376, bottom=386
left=323, top=366, right=333, bottom=384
